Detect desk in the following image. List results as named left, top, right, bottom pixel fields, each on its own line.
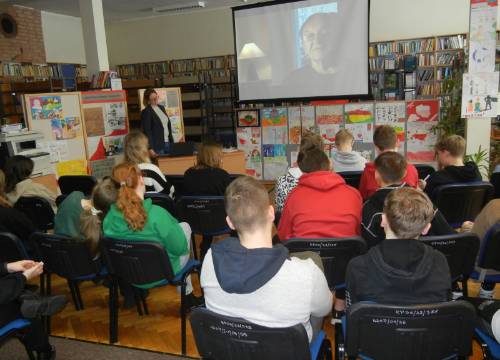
left=157, top=150, right=246, bottom=175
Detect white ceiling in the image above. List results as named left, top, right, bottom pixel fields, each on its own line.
left=0, top=0, right=269, bottom=21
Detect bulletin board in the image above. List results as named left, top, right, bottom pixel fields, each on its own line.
left=24, top=92, right=88, bottom=177
left=80, top=90, right=129, bottom=177
left=138, top=87, right=185, bottom=142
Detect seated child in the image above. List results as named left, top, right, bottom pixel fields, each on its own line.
left=359, top=125, right=418, bottom=200
left=331, top=129, right=367, bottom=172
left=362, top=152, right=454, bottom=248
left=201, top=176, right=332, bottom=342
left=347, top=187, right=451, bottom=305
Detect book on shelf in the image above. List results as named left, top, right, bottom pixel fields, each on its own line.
left=417, top=69, right=434, bottom=82
left=417, top=53, right=435, bottom=66
left=436, top=53, right=459, bottom=65
left=91, top=70, right=117, bottom=89
left=405, top=72, right=416, bottom=88
left=404, top=89, right=416, bottom=100
left=404, top=55, right=417, bottom=71
left=437, top=35, right=466, bottom=50
left=384, top=73, right=397, bottom=89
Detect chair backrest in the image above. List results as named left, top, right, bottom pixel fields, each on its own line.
left=337, top=171, right=363, bottom=189
left=285, top=237, right=367, bottom=290
left=14, top=196, right=55, bottom=232
left=346, top=301, right=476, bottom=360
left=31, top=232, right=99, bottom=279
left=190, top=308, right=311, bottom=360
left=176, top=196, right=230, bottom=236
left=58, top=175, right=97, bottom=196
left=477, top=224, right=500, bottom=272
left=165, top=175, right=185, bottom=199
left=101, top=237, right=175, bottom=284
left=144, top=192, right=177, bottom=218
left=415, top=164, right=435, bottom=180
left=491, top=172, right=500, bottom=199
left=420, top=233, right=480, bottom=281
left=433, top=182, right=494, bottom=226
left=0, top=232, right=29, bottom=263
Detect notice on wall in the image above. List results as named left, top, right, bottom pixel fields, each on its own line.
left=461, top=72, right=499, bottom=118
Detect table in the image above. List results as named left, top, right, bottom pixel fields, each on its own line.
left=157, top=150, right=246, bottom=175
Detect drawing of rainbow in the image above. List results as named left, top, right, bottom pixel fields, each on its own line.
left=346, top=109, right=373, bottom=123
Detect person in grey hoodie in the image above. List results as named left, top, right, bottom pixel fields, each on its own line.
left=331, top=129, right=367, bottom=173
left=201, top=176, right=332, bottom=342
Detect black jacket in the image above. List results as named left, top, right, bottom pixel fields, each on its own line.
left=361, top=184, right=455, bottom=248
left=0, top=262, right=26, bottom=326
left=346, top=239, right=451, bottom=306
left=141, top=104, right=174, bottom=153
left=0, top=206, right=36, bottom=245
left=424, top=161, right=482, bottom=199
left=183, top=167, right=231, bottom=196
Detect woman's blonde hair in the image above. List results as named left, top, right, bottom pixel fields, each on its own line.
left=124, top=131, right=150, bottom=164
left=0, top=170, right=12, bottom=208
left=112, top=163, right=147, bottom=231
left=79, top=178, right=119, bottom=257
left=195, top=142, right=223, bottom=169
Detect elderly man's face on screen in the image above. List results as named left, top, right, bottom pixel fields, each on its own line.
left=301, top=13, right=335, bottom=65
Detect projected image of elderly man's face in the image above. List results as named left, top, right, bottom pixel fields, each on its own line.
left=301, top=13, right=336, bottom=74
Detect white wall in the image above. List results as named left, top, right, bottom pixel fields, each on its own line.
left=41, top=11, right=86, bottom=64
left=106, top=8, right=234, bottom=66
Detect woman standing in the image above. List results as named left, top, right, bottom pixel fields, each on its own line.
left=141, top=88, right=174, bottom=155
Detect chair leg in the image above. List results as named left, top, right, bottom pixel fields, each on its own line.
left=22, top=343, right=35, bottom=360
left=67, top=280, right=80, bottom=311
left=39, top=273, right=46, bottom=296
left=132, top=289, right=144, bottom=316
left=180, top=282, right=187, bottom=356
left=141, top=294, right=149, bottom=315
left=109, top=279, right=119, bottom=344
left=44, top=273, right=52, bottom=335
left=74, top=281, right=84, bottom=310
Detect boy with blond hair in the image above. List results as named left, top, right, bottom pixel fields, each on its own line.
left=331, top=129, right=367, bottom=172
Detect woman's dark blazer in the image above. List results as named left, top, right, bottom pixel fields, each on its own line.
left=141, top=104, right=174, bottom=153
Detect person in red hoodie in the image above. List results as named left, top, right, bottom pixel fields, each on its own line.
left=278, top=147, right=362, bottom=241
left=359, top=125, right=418, bottom=200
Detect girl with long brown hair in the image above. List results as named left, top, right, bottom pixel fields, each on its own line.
left=103, top=163, right=201, bottom=307
left=141, top=88, right=174, bottom=155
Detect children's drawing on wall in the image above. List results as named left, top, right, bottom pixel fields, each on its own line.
left=316, top=105, right=343, bottom=144
left=406, top=100, right=439, bottom=122
left=406, top=122, right=438, bottom=162
left=344, top=103, right=374, bottom=124
left=263, top=144, right=288, bottom=180
left=237, top=127, right=263, bottom=179
left=375, top=102, right=406, bottom=124
left=103, top=135, right=124, bottom=156
left=461, top=72, right=499, bottom=118
left=31, top=96, right=63, bottom=121
left=288, top=107, right=301, bottom=144
left=51, top=117, right=81, bottom=140
left=300, top=106, right=316, bottom=134
left=104, top=103, right=127, bottom=133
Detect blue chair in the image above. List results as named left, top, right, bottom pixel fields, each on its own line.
left=101, top=237, right=200, bottom=355
left=190, top=307, right=332, bottom=360
left=58, top=175, right=97, bottom=196
left=144, top=192, right=177, bottom=219
left=339, top=301, right=475, bottom=360
left=420, top=233, right=480, bottom=297
left=0, top=319, right=35, bottom=360
left=432, top=182, right=494, bottom=228
left=177, top=196, right=231, bottom=259
left=337, top=171, right=363, bottom=189
left=475, top=328, right=500, bottom=360
left=14, top=196, right=55, bottom=232
left=470, top=224, right=500, bottom=286
left=0, top=232, right=31, bottom=263
left=31, top=232, right=106, bottom=311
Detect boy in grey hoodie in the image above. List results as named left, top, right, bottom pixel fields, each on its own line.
left=331, top=129, right=367, bottom=173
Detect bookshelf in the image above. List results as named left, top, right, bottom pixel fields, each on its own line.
left=116, top=55, right=236, bottom=143
left=0, top=62, right=89, bottom=125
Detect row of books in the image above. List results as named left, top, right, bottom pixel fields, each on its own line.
left=417, top=53, right=435, bottom=66
left=405, top=72, right=416, bottom=88
left=370, top=39, right=435, bottom=56
left=417, top=69, right=434, bottom=82
left=90, top=70, right=117, bottom=89
left=436, top=53, right=459, bottom=65
left=0, top=63, right=87, bottom=79
left=436, top=67, right=454, bottom=81
left=436, top=35, right=466, bottom=50
left=416, top=83, right=439, bottom=96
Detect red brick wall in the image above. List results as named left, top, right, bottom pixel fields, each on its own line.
left=0, top=5, right=46, bottom=63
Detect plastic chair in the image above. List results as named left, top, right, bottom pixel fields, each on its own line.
left=101, top=237, right=200, bottom=355
left=0, top=232, right=31, bottom=263
left=470, top=224, right=500, bottom=286
left=177, top=196, right=231, bottom=259
left=432, top=182, right=494, bottom=227
left=14, top=196, right=55, bottom=232
left=0, top=319, right=35, bottom=360
left=144, top=192, right=177, bottom=219
left=190, top=307, right=332, bottom=360
left=415, top=164, right=435, bottom=180
left=58, top=175, right=97, bottom=196
left=337, top=171, right=363, bottom=189
left=340, top=301, right=475, bottom=360
left=165, top=175, right=185, bottom=199
left=420, top=233, right=480, bottom=297
left=31, top=232, right=106, bottom=311
left=475, top=327, right=500, bottom=360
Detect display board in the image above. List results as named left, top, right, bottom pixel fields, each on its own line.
left=138, top=87, right=185, bottom=142
left=24, top=92, right=88, bottom=177
left=236, top=99, right=439, bottom=180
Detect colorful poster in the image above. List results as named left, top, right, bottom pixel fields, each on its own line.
left=263, top=127, right=287, bottom=144
left=316, top=105, right=344, bottom=144
left=406, top=100, right=439, bottom=122
left=238, top=110, right=259, bottom=127
left=375, top=102, right=406, bottom=124
left=83, top=107, right=105, bottom=137
left=469, top=40, right=496, bottom=72
left=237, top=127, right=263, bottom=179
left=56, top=159, right=87, bottom=177
left=104, top=102, right=127, bottom=134
left=30, top=96, right=62, bottom=121
left=344, top=103, right=374, bottom=124
left=51, top=117, right=81, bottom=140
left=288, top=107, right=301, bottom=144
left=263, top=144, right=288, bottom=180
left=261, top=108, right=287, bottom=127
left=407, top=122, right=439, bottom=162
left=300, top=106, right=316, bottom=134
left=461, top=72, right=499, bottom=118
left=320, top=124, right=343, bottom=144
left=469, top=0, right=497, bottom=72
left=103, top=135, right=125, bottom=156
left=345, top=123, right=374, bottom=143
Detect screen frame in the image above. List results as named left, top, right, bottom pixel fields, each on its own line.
left=232, top=0, right=371, bottom=104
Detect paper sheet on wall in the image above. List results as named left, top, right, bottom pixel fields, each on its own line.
left=237, top=127, right=263, bottom=179
left=375, top=102, right=406, bottom=124
left=469, top=0, right=497, bottom=72
left=261, top=108, right=287, bottom=127
left=461, top=72, right=499, bottom=117
left=316, top=105, right=344, bottom=144
left=406, top=122, right=439, bottom=162
left=263, top=144, right=288, bottom=180
left=30, top=95, right=63, bottom=121
left=300, top=106, right=316, bottom=134
left=345, top=123, right=374, bottom=143
left=262, top=127, right=287, bottom=144
left=288, top=107, right=301, bottom=144
left=104, top=102, right=127, bottom=134
left=344, top=103, right=374, bottom=124
left=90, top=158, right=116, bottom=179
left=406, top=100, right=439, bottom=122
left=56, top=160, right=87, bottom=177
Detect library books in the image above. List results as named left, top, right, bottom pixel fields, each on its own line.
left=405, top=72, right=416, bottom=88
left=417, top=54, right=435, bottom=66
left=0, top=63, right=87, bottom=80
left=436, top=35, right=466, bottom=50
left=417, top=69, right=434, bottom=82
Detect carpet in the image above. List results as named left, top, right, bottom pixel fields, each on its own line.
left=0, top=336, right=192, bottom=360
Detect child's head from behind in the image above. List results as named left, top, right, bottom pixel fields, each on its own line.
left=124, top=131, right=150, bottom=164
left=434, top=135, right=466, bottom=167
left=225, top=176, right=272, bottom=235
left=382, top=187, right=434, bottom=239
left=4, top=155, right=34, bottom=193
left=335, top=129, right=354, bottom=151
left=196, top=141, right=223, bottom=169
left=300, top=132, right=324, bottom=153
left=373, top=125, right=398, bottom=153
left=298, top=147, right=330, bottom=173
left=112, top=163, right=147, bottom=231
left=374, top=151, right=407, bottom=186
